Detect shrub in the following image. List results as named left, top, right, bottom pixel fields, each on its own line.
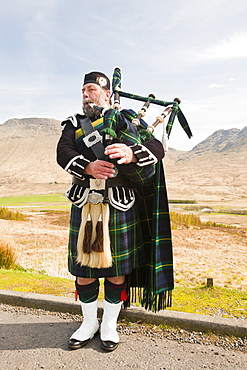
left=0, top=207, right=28, bottom=221
left=0, top=241, right=17, bottom=269
left=170, top=211, right=202, bottom=230
left=170, top=211, right=229, bottom=230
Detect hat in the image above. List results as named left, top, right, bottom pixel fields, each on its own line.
left=83, top=71, right=110, bottom=90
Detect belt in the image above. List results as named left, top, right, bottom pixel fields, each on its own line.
left=72, top=174, right=136, bottom=189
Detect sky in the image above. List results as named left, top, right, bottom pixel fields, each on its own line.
left=1, top=0, right=247, bottom=151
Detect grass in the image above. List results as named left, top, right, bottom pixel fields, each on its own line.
left=0, top=242, right=18, bottom=269
left=182, top=205, right=213, bottom=211
left=0, top=207, right=28, bottom=221
left=182, top=205, right=247, bottom=216
left=0, top=269, right=104, bottom=299
left=170, top=211, right=231, bottom=230
left=169, top=285, right=247, bottom=318
left=0, top=194, right=246, bottom=319
left=169, top=200, right=197, bottom=204
left=39, top=209, right=70, bottom=227
left=0, top=269, right=245, bottom=318
left=211, top=209, right=247, bottom=216
left=0, top=194, right=69, bottom=211
left=0, top=268, right=75, bottom=297
left=0, top=194, right=65, bottom=206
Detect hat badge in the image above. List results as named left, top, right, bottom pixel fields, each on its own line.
left=97, top=76, right=107, bottom=88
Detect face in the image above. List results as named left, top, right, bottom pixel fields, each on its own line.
left=82, top=83, right=111, bottom=117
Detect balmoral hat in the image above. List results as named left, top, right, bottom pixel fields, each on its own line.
left=83, top=71, right=110, bottom=90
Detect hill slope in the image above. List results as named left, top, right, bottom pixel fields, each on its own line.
left=0, top=118, right=246, bottom=201
left=190, top=127, right=247, bottom=155
left=165, top=127, right=247, bottom=201
left=0, top=118, right=68, bottom=196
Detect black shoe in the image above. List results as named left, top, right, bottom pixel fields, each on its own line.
left=68, top=338, right=90, bottom=350
left=101, top=340, right=119, bottom=352
left=68, top=329, right=99, bottom=350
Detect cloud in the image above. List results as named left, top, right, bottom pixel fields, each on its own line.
left=196, top=32, right=247, bottom=61
left=208, top=77, right=236, bottom=89
left=209, top=83, right=225, bottom=89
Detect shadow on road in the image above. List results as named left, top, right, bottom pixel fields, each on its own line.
left=0, top=321, right=103, bottom=352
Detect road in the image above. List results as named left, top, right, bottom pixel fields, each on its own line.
left=0, top=304, right=246, bottom=370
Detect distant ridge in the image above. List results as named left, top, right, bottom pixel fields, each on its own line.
left=191, top=127, right=247, bottom=155
left=0, top=118, right=246, bottom=201
left=165, top=126, right=247, bottom=201
left=0, top=117, right=61, bottom=137
left=0, top=117, right=68, bottom=196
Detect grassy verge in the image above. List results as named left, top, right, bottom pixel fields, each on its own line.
left=0, top=269, right=104, bottom=300
left=0, top=269, right=246, bottom=319
left=0, top=268, right=75, bottom=297
left=168, top=285, right=247, bottom=318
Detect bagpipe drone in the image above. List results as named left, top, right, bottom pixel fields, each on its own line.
left=111, top=67, right=192, bottom=143
left=89, top=67, right=192, bottom=150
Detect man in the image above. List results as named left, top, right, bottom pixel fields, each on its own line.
left=57, top=71, right=173, bottom=351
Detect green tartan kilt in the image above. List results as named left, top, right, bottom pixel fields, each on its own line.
left=68, top=202, right=146, bottom=278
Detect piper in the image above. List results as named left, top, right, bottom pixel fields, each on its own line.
left=57, top=69, right=182, bottom=352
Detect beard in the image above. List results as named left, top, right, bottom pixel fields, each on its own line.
left=83, top=91, right=109, bottom=118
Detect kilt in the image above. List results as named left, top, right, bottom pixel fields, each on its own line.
left=68, top=201, right=146, bottom=278
left=64, top=110, right=174, bottom=310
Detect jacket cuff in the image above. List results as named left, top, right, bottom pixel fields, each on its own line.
left=130, top=144, right=158, bottom=167
left=64, top=155, right=90, bottom=178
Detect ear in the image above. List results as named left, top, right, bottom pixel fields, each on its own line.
left=104, top=89, right=111, bottom=101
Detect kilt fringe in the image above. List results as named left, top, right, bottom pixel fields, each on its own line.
left=124, top=287, right=173, bottom=312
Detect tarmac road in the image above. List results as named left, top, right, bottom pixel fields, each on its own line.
left=1, top=304, right=246, bottom=370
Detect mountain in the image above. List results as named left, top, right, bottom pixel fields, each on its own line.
left=164, top=127, right=247, bottom=201
left=189, top=127, right=247, bottom=155
left=0, top=117, right=68, bottom=196
left=0, top=118, right=246, bottom=201
left=0, top=117, right=62, bottom=137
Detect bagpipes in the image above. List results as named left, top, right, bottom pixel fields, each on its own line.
left=111, top=67, right=192, bottom=144
left=76, top=68, right=192, bottom=269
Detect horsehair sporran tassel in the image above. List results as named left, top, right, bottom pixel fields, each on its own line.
left=77, top=202, right=91, bottom=265
left=88, top=203, right=112, bottom=268
left=89, top=202, right=102, bottom=247
left=99, top=203, right=112, bottom=268
left=77, top=202, right=112, bottom=269
left=88, top=203, right=102, bottom=268
left=91, top=220, right=103, bottom=252
left=83, top=221, right=92, bottom=253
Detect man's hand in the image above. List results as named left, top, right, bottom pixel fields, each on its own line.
left=105, top=143, right=137, bottom=164
left=83, top=160, right=116, bottom=179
